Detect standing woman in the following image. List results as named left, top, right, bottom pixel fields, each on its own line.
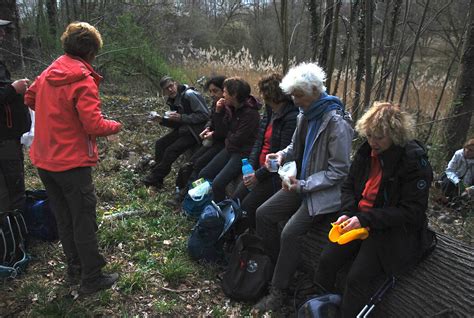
left=25, top=22, right=122, bottom=294
left=198, top=77, right=261, bottom=203
left=314, top=102, right=434, bottom=317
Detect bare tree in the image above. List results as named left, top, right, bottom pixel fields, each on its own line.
left=307, top=0, right=320, bottom=61
left=326, top=0, right=341, bottom=93
left=319, top=0, right=334, bottom=70
left=363, top=0, right=373, bottom=109
left=352, top=3, right=365, bottom=121
left=273, top=0, right=289, bottom=73
left=444, top=0, right=474, bottom=160
left=46, top=0, right=58, bottom=37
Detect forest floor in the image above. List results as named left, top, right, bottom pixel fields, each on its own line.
left=0, top=95, right=472, bottom=317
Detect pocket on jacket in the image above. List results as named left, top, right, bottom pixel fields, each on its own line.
left=80, top=183, right=97, bottom=212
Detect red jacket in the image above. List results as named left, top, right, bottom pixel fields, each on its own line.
left=25, top=55, right=121, bottom=172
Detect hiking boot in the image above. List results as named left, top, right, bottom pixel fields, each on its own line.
left=66, top=271, right=81, bottom=286
left=142, top=175, right=163, bottom=189
left=79, top=273, right=119, bottom=295
left=253, top=286, right=287, bottom=312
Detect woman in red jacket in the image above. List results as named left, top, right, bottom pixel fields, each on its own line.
left=25, top=22, right=121, bottom=294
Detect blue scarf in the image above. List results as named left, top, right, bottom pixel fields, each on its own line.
left=300, top=93, right=344, bottom=179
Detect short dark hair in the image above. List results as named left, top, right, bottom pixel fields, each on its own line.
left=258, top=73, right=291, bottom=104
left=61, top=22, right=103, bottom=60
left=205, top=75, right=226, bottom=90
left=223, top=77, right=251, bottom=103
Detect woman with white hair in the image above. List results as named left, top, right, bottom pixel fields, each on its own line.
left=254, top=62, right=353, bottom=312
left=314, top=102, right=434, bottom=317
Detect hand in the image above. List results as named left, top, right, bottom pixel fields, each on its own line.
left=199, top=127, right=210, bottom=139
left=203, top=131, right=214, bottom=139
left=216, top=98, right=226, bottom=112
left=265, top=153, right=283, bottom=170
left=282, top=176, right=298, bottom=192
left=12, top=78, right=30, bottom=94
left=338, top=216, right=362, bottom=234
left=167, top=112, right=181, bottom=121
left=333, top=215, right=350, bottom=225
left=243, top=173, right=257, bottom=188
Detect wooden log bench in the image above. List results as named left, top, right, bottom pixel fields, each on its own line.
left=300, top=222, right=474, bottom=317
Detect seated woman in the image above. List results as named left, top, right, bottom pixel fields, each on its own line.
left=232, top=73, right=298, bottom=229
left=440, top=138, right=474, bottom=199
left=314, top=102, right=434, bottom=317
left=198, top=77, right=261, bottom=203
left=172, top=76, right=230, bottom=205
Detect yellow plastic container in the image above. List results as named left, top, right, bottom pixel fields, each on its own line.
left=328, top=223, right=369, bottom=245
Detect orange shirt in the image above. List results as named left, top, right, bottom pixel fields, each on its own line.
left=358, top=150, right=383, bottom=212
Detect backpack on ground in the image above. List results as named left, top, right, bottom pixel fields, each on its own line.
left=297, top=293, right=341, bottom=318
left=221, top=231, right=274, bottom=302
left=23, top=190, right=58, bottom=241
left=0, top=210, right=30, bottom=279
left=187, top=199, right=242, bottom=263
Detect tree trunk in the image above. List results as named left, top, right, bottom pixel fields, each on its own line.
left=301, top=223, right=474, bottom=317
left=444, top=0, right=474, bottom=161
left=363, top=0, right=373, bottom=111
left=326, top=0, right=341, bottom=94
left=307, top=0, right=320, bottom=61
left=46, top=0, right=58, bottom=38
left=352, top=4, right=365, bottom=122
left=319, top=0, right=334, bottom=70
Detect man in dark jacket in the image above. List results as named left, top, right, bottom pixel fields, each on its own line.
left=143, top=76, right=209, bottom=189
left=0, top=19, right=31, bottom=212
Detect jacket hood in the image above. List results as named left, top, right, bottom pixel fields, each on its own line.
left=44, top=55, right=102, bottom=87
left=244, top=95, right=263, bottom=110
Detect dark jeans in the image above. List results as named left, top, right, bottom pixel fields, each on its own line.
left=0, top=139, right=25, bottom=212
left=440, top=173, right=460, bottom=198
left=175, top=141, right=224, bottom=189
left=198, top=148, right=242, bottom=202
left=256, top=189, right=331, bottom=290
left=148, top=130, right=197, bottom=185
left=232, top=175, right=280, bottom=229
left=38, top=167, right=106, bottom=282
left=315, top=238, right=384, bottom=318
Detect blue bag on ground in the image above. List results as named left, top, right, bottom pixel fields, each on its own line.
left=187, top=199, right=242, bottom=263
left=181, top=180, right=213, bottom=219
left=187, top=202, right=225, bottom=262
left=23, top=190, right=58, bottom=241
left=297, top=293, right=341, bottom=318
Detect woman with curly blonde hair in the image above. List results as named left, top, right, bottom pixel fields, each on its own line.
left=314, top=102, right=434, bottom=317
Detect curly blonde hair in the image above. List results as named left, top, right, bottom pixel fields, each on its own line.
left=61, top=22, right=103, bottom=60
left=355, top=101, right=415, bottom=146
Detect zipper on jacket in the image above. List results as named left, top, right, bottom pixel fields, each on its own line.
left=87, top=136, right=93, bottom=157
left=5, top=104, right=12, bottom=128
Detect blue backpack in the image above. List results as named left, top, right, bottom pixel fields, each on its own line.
left=23, top=190, right=58, bottom=241
left=187, top=199, right=242, bottom=263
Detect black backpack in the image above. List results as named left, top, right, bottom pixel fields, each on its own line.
left=221, top=231, right=274, bottom=302
left=0, top=210, right=30, bottom=278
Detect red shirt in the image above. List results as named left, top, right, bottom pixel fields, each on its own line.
left=358, top=150, right=383, bottom=212
left=259, top=122, right=273, bottom=167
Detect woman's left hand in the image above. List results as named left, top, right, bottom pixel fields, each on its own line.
left=339, top=216, right=361, bottom=233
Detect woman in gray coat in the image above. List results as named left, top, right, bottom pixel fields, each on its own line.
left=254, top=62, right=353, bottom=313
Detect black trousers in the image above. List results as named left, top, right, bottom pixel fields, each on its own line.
left=232, top=175, right=281, bottom=229
left=198, top=148, right=242, bottom=203
left=315, top=237, right=384, bottom=318
left=149, top=129, right=197, bottom=184
left=175, top=141, right=224, bottom=189
left=38, top=167, right=106, bottom=282
left=0, top=139, right=25, bottom=212
left=440, top=173, right=461, bottom=198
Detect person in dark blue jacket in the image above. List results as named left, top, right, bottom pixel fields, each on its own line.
left=232, top=73, right=298, bottom=229
left=0, top=19, right=31, bottom=212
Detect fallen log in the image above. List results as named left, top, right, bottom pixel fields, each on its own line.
left=301, top=222, right=474, bottom=317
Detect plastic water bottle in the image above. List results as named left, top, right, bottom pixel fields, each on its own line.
left=241, top=158, right=255, bottom=190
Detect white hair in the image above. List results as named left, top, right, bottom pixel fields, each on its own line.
left=280, top=62, right=327, bottom=96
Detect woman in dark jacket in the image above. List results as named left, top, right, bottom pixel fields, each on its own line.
left=314, top=102, right=434, bottom=317
left=198, top=77, right=261, bottom=203
left=232, top=73, right=298, bottom=228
